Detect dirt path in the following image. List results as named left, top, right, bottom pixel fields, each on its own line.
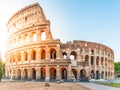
left=0, top=81, right=90, bottom=90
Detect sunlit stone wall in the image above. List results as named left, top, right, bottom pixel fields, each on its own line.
left=5, top=3, right=114, bottom=81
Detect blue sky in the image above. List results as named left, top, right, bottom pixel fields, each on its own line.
left=0, top=0, right=120, bottom=62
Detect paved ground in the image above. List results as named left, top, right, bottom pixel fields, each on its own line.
left=0, top=81, right=90, bottom=90
left=78, top=82, right=120, bottom=90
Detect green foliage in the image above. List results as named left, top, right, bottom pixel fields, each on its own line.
left=0, top=60, right=3, bottom=81
left=114, top=62, right=120, bottom=72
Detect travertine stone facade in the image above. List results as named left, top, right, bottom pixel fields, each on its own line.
left=5, top=3, right=114, bottom=81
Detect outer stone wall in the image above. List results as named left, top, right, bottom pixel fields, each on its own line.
left=5, top=3, right=114, bottom=81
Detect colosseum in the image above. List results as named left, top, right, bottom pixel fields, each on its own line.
left=5, top=3, right=114, bottom=81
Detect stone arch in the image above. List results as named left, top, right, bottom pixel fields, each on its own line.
left=31, top=50, right=36, bottom=60
left=50, top=48, right=56, bottom=59
left=96, top=70, right=100, bottom=79
left=96, top=56, right=99, bottom=65
left=32, top=32, right=37, bottom=42
left=91, top=56, right=94, bottom=65
left=17, top=69, right=21, bottom=80
left=40, top=30, right=46, bottom=41
left=60, top=68, right=67, bottom=79
left=24, top=51, right=28, bottom=61
left=25, top=34, right=29, bottom=43
left=105, top=71, right=107, bottom=79
left=40, top=67, right=46, bottom=80
left=40, top=49, right=46, bottom=59
left=50, top=67, right=56, bottom=79
left=72, top=69, right=77, bottom=80
left=17, top=52, right=21, bottom=62
left=70, top=51, right=77, bottom=60
left=101, top=71, right=104, bottom=79
left=80, top=69, right=86, bottom=79
left=62, top=52, right=67, bottom=59
left=91, top=70, right=95, bottom=79
left=31, top=68, right=36, bottom=79
left=24, top=69, right=28, bottom=80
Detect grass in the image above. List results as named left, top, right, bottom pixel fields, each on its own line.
left=97, top=82, right=120, bottom=88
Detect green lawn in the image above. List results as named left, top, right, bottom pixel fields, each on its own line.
left=98, top=83, right=120, bottom=88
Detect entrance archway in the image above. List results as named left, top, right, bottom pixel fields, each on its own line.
left=31, top=68, right=36, bottom=79
left=24, top=69, right=28, bottom=80
left=96, top=70, right=100, bottom=79
left=72, top=69, right=77, bottom=80
left=91, top=70, right=95, bottom=79
left=17, top=69, right=21, bottom=80
left=61, top=68, right=67, bottom=79
left=50, top=68, right=56, bottom=79
left=80, top=69, right=86, bottom=79
left=41, top=68, right=46, bottom=80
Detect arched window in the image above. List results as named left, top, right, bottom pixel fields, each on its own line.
left=18, top=52, right=21, bottom=62
left=25, top=34, right=29, bottom=43
left=41, top=31, right=46, bottom=41
left=96, top=56, right=99, bottom=65
left=50, top=48, right=56, bottom=59
left=62, top=52, right=67, bottom=59
left=70, top=51, right=77, bottom=60
left=40, top=49, right=46, bottom=59
left=32, top=50, right=36, bottom=60
left=85, top=55, right=89, bottom=62
left=32, top=33, right=37, bottom=42
left=91, top=56, right=94, bottom=65
left=24, top=51, right=28, bottom=61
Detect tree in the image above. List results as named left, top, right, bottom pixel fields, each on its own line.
left=114, top=62, right=120, bottom=72
left=0, top=60, right=3, bottom=81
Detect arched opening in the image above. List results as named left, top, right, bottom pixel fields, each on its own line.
left=40, top=68, right=46, bottom=80
left=24, top=69, right=28, bottom=80
left=85, top=55, right=89, bottom=65
left=50, top=48, right=56, bottom=59
left=17, top=69, right=21, bottom=80
left=62, top=52, right=67, bottom=59
left=12, top=55, right=15, bottom=63
left=101, top=57, right=104, bottom=65
left=72, top=69, right=77, bottom=80
left=50, top=68, right=56, bottom=79
left=80, top=69, right=86, bottom=79
left=91, top=49, right=94, bottom=54
left=31, top=68, right=36, bottom=80
left=24, top=51, right=28, bottom=61
left=96, top=70, right=100, bottom=79
left=17, top=52, right=21, bottom=62
left=13, top=70, right=16, bottom=79
left=32, top=32, right=37, bottom=42
left=70, top=51, right=77, bottom=60
left=101, top=71, right=104, bottom=79
left=61, top=68, right=67, bottom=79
left=25, top=34, right=29, bottom=43
left=105, top=72, right=107, bottom=79
left=31, top=50, right=36, bottom=60
left=91, top=56, right=94, bottom=65
left=108, top=72, right=110, bottom=79
left=96, top=56, right=99, bottom=66
left=91, top=70, right=95, bottom=79
left=40, top=49, right=46, bottom=59
left=41, top=31, right=46, bottom=41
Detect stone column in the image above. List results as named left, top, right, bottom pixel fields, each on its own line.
left=46, top=47, right=50, bottom=60
left=56, top=65, right=60, bottom=80
left=68, top=64, right=72, bottom=80
left=36, top=67, right=40, bottom=80
left=45, top=65, right=49, bottom=81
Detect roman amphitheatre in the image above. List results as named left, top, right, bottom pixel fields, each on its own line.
left=4, top=2, right=114, bottom=83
